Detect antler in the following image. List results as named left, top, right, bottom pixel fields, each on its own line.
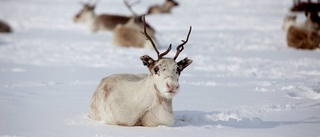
left=93, top=0, right=100, bottom=6
left=124, top=0, right=140, bottom=17
left=80, top=0, right=90, bottom=6
left=141, top=15, right=172, bottom=59
left=80, top=0, right=100, bottom=8
left=173, top=26, right=192, bottom=60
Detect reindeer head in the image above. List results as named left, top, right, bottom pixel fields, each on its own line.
left=166, top=0, right=179, bottom=7
left=73, top=2, right=96, bottom=23
left=282, top=14, right=297, bottom=31
left=140, top=16, right=192, bottom=99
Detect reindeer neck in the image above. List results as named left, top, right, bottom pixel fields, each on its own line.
left=132, top=74, right=155, bottom=94
left=134, top=74, right=173, bottom=111
left=283, top=21, right=296, bottom=32
left=147, top=76, right=172, bottom=106
left=124, top=19, right=141, bottom=30
left=85, top=13, right=101, bottom=32
left=82, top=11, right=96, bottom=24
left=162, top=2, right=174, bottom=11
left=303, top=19, right=318, bottom=32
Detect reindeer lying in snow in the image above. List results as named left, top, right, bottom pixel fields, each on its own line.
left=147, top=0, right=179, bottom=15
left=113, top=0, right=156, bottom=48
left=73, top=1, right=155, bottom=33
left=89, top=16, right=193, bottom=127
left=282, top=13, right=320, bottom=50
left=113, top=16, right=156, bottom=48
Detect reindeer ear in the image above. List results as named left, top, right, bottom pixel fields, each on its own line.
left=177, top=57, right=192, bottom=72
left=133, top=16, right=142, bottom=24
left=140, top=55, right=155, bottom=68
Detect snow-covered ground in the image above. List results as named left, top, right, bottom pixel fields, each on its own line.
left=1, top=0, right=320, bottom=136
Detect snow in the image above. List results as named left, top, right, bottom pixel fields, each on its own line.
left=1, top=0, right=320, bottom=137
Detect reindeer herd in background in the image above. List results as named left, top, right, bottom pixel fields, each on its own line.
left=1, top=0, right=319, bottom=50
left=282, top=0, right=320, bottom=50
left=72, top=0, right=320, bottom=50
left=73, top=0, right=178, bottom=48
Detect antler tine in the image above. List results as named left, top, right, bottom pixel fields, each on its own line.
left=159, top=44, right=172, bottom=58
left=141, top=15, right=160, bottom=58
left=173, top=26, right=192, bottom=60
left=124, top=0, right=140, bottom=17
left=142, top=15, right=172, bottom=59
left=129, top=0, right=141, bottom=6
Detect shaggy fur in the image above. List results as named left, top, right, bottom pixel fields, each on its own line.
left=282, top=13, right=320, bottom=50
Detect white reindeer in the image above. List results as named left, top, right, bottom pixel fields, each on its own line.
left=73, top=1, right=155, bottom=33
left=113, top=0, right=156, bottom=48
left=282, top=13, right=320, bottom=50
left=147, top=0, right=179, bottom=15
left=89, top=16, right=193, bottom=127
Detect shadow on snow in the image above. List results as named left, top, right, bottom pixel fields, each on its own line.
left=173, top=110, right=320, bottom=129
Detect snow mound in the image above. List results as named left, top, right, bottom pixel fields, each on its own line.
left=173, top=110, right=320, bottom=130
left=285, top=86, right=320, bottom=100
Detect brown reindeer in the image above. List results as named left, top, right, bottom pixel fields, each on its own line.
left=283, top=13, right=320, bottom=50
left=113, top=0, right=156, bottom=48
left=73, top=1, right=155, bottom=33
left=147, top=0, right=179, bottom=15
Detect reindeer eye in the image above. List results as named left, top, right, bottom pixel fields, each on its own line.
left=154, top=66, right=159, bottom=74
